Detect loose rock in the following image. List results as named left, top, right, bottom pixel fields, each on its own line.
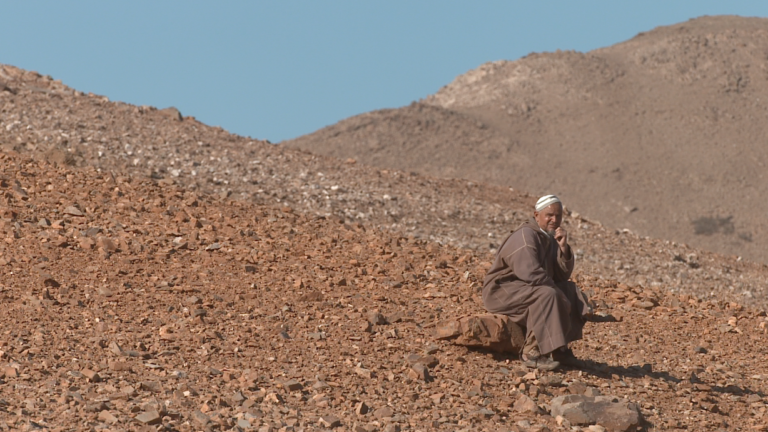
left=550, top=394, right=641, bottom=432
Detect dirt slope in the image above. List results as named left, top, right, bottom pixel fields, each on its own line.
left=1, top=61, right=767, bottom=311
left=284, top=15, right=768, bottom=264
left=1, top=151, right=768, bottom=431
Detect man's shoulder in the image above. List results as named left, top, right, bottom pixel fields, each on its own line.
left=512, top=221, right=542, bottom=241
left=502, top=224, right=541, bottom=252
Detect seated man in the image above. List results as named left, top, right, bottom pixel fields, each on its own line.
left=482, top=195, right=591, bottom=370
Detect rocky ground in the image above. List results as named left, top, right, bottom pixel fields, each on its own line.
left=1, top=149, right=768, bottom=432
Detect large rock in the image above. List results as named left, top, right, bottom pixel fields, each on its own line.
left=550, top=394, right=642, bottom=432
left=434, top=314, right=524, bottom=352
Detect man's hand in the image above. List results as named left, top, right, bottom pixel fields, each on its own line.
left=554, top=227, right=570, bottom=256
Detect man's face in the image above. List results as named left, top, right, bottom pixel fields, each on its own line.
left=534, top=203, right=563, bottom=236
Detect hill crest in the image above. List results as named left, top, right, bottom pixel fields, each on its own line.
left=286, top=15, right=768, bottom=263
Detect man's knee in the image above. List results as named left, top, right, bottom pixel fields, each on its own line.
left=536, top=285, right=571, bottom=307
left=557, top=281, right=591, bottom=315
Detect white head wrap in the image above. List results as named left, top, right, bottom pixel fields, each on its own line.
left=535, top=194, right=561, bottom=212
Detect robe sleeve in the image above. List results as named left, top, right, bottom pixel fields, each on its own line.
left=554, top=246, right=575, bottom=282
left=502, top=227, right=557, bottom=288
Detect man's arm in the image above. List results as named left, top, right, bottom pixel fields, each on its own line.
left=554, top=227, right=574, bottom=281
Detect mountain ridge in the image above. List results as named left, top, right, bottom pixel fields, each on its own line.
left=285, top=15, right=768, bottom=263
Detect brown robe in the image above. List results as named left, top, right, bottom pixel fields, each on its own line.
left=482, top=218, right=589, bottom=355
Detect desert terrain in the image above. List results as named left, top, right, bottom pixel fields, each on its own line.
left=1, top=15, right=768, bottom=432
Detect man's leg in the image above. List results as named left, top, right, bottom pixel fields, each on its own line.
left=556, top=281, right=590, bottom=343
left=486, top=282, right=574, bottom=369
left=523, top=285, right=573, bottom=355
left=551, top=281, right=593, bottom=367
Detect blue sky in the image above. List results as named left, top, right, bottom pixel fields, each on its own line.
left=2, top=2, right=767, bottom=143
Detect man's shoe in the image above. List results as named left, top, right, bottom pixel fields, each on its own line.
left=521, top=351, right=561, bottom=371
left=553, top=347, right=584, bottom=367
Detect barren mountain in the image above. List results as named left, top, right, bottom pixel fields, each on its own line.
left=285, top=15, right=768, bottom=264
left=3, top=41, right=768, bottom=429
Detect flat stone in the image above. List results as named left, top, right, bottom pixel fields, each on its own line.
left=383, top=425, right=401, bottom=432
left=313, top=380, right=330, bottom=390
left=634, top=300, right=656, bottom=310
left=550, top=394, right=641, bottom=432
left=306, top=332, right=325, bottom=340
left=568, top=380, right=588, bottom=395
left=96, top=236, right=117, bottom=252
left=85, top=226, right=102, bottom=237
left=298, top=290, right=324, bottom=301
left=418, top=355, right=439, bottom=368
left=64, top=206, right=84, bottom=217
left=540, top=374, right=563, bottom=387
left=405, top=353, right=438, bottom=368
left=98, top=410, right=118, bottom=424
left=514, top=394, right=541, bottom=414
left=109, top=361, right=132, bottom=372
left=135, top=410, right=161, bottom=425
left=368, top=311, right=388, bottom=325
left=79, top=237, right=96, bottom=250
left=405, top=353, right=421, bottom=365
left=355, top=366, right=374, bottom=379
left=408, top=363, right=430, bottom=381
left=140, top=381, right=162, bottom=393
left=205, top=242, right=221, bottom=251
left=374, top=406, right=394, bottom=420
left=473, top=408, right=495, bottom=419
left=283, top=379, right=303, bottom=391
left=584, top=387, right=602, bottom=397
left=81, top=368, right=101, bottom=382
left=232, top=391, right=246, bottom=403
left=434, top=313, right=525, bottom=352
left=318, top=414, right=341, bottom=428
left=109, top=341, right=125, bottom=356
left=190, top=410, right=210, bottom=425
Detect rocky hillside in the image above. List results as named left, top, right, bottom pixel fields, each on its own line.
left=1, top=62, right=768, bottom=312
left=284, top=16, right=768, bottom=264
left=1, top=151, right=768, bottom=431
left=3, top=52, right=768, bottom=429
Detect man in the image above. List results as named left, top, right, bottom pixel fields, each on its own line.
left=482, top=195, right=591, bottom=370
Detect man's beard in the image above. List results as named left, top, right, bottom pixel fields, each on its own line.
left=545, top=229, right=556, bottom=237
